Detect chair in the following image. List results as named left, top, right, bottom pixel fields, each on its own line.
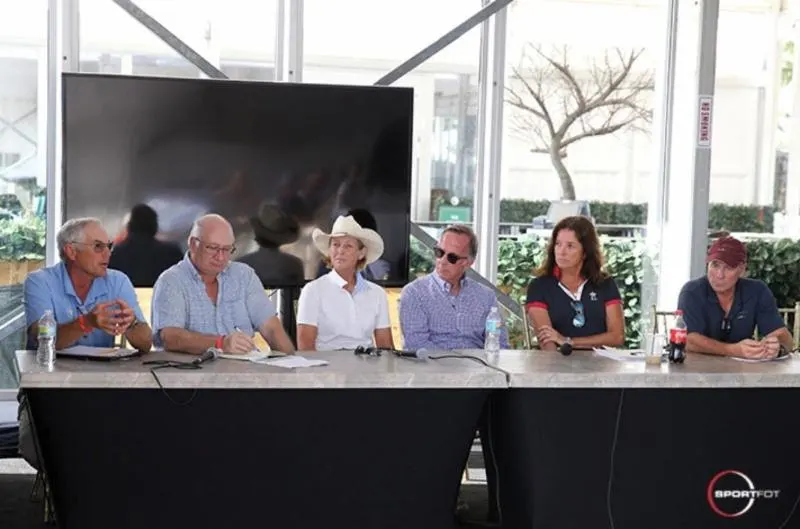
left=777, top=302, right=800, bottom=349
left=652, top=302, right=800, bottom=348
left=651, top=306, right=677, bottom=336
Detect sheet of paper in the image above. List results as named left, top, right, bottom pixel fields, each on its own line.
left=260, top=355, right=329, bottom=369
left=593, top=347, right=647, bottom=362
left=731, top=354, right=792, bottom=364
left=218, top=350, right=282, bottom=362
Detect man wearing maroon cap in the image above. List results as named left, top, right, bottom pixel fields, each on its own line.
left=677, top=236, right=793, bottom=359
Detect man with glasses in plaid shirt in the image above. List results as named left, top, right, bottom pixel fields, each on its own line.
left=677, top=236, right=793, bottom=359
left=151, top=214, right=295, bottom=355
left=399, top=224, right=508, bottom=352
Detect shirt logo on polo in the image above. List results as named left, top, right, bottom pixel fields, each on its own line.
left=589, top=291, right=598, bottom=301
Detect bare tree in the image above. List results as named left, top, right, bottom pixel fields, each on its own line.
left=506, top=44, right=654, bottom=200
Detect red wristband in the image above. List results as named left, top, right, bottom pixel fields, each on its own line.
left=215, top=335, right=224, bottom=350
left=78, top=314, right=92, bottom=335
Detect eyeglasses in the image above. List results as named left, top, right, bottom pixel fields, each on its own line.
left=192, top=237, right=236, bottom=256
left=434, top=247, right=468, bottom=265
left=571, top=301, right=585, bottom=328
left=70, top=240, right=113, bottom=253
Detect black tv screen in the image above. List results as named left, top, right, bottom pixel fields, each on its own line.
left=62, top=73, right=413, bottom=288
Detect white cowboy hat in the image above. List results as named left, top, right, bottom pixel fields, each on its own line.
left=312, top=215, right=385, bottom=265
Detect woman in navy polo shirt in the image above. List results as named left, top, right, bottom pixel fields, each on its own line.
left=526, top=216, right=625, bottom=351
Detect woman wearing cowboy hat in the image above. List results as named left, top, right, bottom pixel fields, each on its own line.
left=297, top=215, right=394, bottom=351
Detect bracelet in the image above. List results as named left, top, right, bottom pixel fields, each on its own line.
left=215, top=335, right=224, bottom=350
left=78, top=314, right=92, bottom=335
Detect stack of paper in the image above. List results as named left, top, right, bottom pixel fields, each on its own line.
left=219, top=350, right=280, bottom=362
left=259, top=356, right=329, bottom=369
left=593, top=347, right=647, bottom=362
left=731, top=354, right=792, bottom=364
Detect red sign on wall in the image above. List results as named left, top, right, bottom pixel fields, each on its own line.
left=697, top=95, right=713, bottom=148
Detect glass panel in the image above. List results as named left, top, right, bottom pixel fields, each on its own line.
left=80, top=0, right=277, bottom=80
left=500, top=0, right=663, bottom=347
left=0, top=0, right=46, bottom=389
left=303, top=0, right=481, bottom=223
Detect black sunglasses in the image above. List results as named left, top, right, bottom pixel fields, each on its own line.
left=721, top=317, right=732, bottom=335
left=434, top=247, right=468, bottom=265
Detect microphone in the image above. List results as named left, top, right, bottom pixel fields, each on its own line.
left=392, top=349, right=431, bottom=360
left=193, top=348, right=220, bottom=365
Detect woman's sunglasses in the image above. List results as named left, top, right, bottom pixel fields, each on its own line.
left=571, top=301, right=585, bottom=328
left=434, top=247, right=468, bottom=265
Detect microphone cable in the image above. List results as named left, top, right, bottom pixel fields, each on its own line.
left=606, top=388, right=625, bottom=529
left=429, top=353, right=493, bottom=369
left=142, top=359, right=202, bottom=406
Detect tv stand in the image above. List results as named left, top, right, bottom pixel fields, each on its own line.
left=278, top=287, right=299, bottom=347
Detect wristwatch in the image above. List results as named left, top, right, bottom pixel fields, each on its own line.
left=778, top=344, right=789, bottom=357
left=563, top=337, right=573, bottom=347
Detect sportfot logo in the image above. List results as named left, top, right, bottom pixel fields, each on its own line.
left=706, top=470, right=780, bottom=518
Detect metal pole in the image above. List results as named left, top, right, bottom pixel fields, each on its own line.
left=110, top=0, right=227, bottom=79
left=45, top=0, right=79, bottom=265
left=287, top=0, right=304, bottom=82
left=274, top=0, right=286, bottom=80
left=688, top=0, right=719, bottom=279
left=472, top=2, right=507, bottom=285
left=375, top=0, right=513, bottom=86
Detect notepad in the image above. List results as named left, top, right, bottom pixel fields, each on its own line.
left=258, top=356, right=328, bottom=369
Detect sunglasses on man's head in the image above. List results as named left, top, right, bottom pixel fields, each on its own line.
left=433, top=247, right=468, bottom=265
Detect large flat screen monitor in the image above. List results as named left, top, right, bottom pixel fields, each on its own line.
left=62, top=73, right=413, bottom=288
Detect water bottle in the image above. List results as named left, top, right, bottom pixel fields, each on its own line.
left=484, top=307, right=502, bottom=354
left=36, top=310, right=57, bottom=368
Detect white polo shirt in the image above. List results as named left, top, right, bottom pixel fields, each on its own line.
left=297, top=270, right=391, bottom=350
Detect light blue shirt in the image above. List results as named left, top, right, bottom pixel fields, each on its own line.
left=23, top=262, right=145, bottom=349
left=151, top=254, right=277, bottom=347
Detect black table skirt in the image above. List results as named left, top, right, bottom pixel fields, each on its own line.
left=27, top=387, right=490, bottom=529
left=491, top=388, right=800, bottom=529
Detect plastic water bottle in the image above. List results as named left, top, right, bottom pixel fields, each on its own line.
left=484, top=307, right=502, bottom=354
left=36, top=310, right=56, bottom=368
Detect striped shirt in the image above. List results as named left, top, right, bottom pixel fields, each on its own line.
left=151, top=254, right=276, bottom=347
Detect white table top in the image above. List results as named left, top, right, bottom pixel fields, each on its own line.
left=17, top=349, right=800, bottom=390
left=475, top=349, right=800, bottom=388
left=15, top=350, right=507, bottom=390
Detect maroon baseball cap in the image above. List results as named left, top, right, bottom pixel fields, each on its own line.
left=706, top=236, right=747, bottom=268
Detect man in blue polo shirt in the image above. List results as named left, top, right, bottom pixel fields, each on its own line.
left=677, top=236, right=792, bottom=359
left=23, top=217, right=152, bottom=351
left=19, top=217, right=152, bottom=470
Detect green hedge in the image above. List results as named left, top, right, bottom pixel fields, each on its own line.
left=411, top=237, right=800, bottom=348
left=433, top=198, right=775, bottom=233
left=0, top=216, right=46, bottom=261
